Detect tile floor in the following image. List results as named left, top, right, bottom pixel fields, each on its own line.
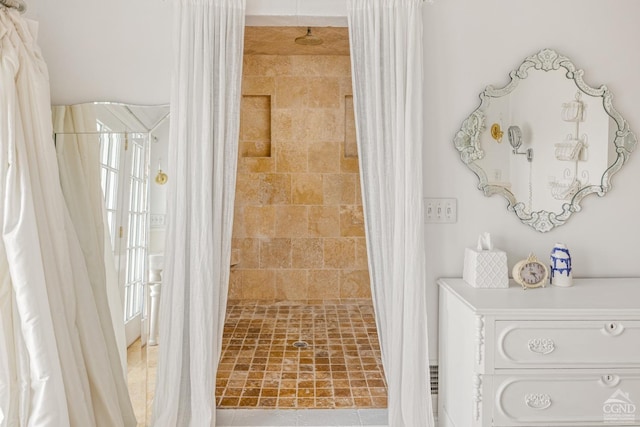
left=216, top=300, right=388, bottom=409
left=127, top=299, right=388, bottom=426
left=127, top=338, right=149, bottom=426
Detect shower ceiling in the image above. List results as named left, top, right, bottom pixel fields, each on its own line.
left=244, top=26, right=350, bottom=55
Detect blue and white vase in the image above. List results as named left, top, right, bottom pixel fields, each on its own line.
left=550, top=243, right=572, bottom=287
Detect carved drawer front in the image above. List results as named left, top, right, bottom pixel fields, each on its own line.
left=493, top=373, right=640, bottom=426
left=495, top=320, right=640, bottom=368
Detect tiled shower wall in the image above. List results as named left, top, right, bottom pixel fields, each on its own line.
left=229, top=54, right=370, bottom=300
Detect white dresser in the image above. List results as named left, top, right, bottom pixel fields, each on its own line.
left=438, top=278, right=640, bottom=427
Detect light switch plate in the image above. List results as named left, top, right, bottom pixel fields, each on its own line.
left=425, top=198, right=457, bottom=223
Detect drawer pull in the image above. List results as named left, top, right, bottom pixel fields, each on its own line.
left=527, top=338, right=555, bottom=355
left=603, top=322, right=625, bottom=336
left=525, top=393, right=552, bottom=410
left=600, top=374, right=621, bottom=387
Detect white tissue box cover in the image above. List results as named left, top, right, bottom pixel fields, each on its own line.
left=463, top=247, right=508, bottom=288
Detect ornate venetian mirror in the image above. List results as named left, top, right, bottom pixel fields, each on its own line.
left=454, top=48, right=637, bottom=232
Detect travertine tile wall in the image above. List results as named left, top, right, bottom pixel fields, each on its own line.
left=229, top=54, right=370, bottom=300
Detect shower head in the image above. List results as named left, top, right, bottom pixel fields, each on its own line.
left=295, top=27, right=323, bottom=46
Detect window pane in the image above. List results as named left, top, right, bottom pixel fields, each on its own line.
left=110, top=136, right=121, bottom=169
left=100, top=136, right=109, bottom=164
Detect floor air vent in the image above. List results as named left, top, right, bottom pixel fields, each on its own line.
left=429, top=364, right=438, bottom=393
left=430, top=364, right=438, bottom=417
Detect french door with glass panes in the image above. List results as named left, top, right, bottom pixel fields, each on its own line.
left=99, top=129, right=149, bottom=346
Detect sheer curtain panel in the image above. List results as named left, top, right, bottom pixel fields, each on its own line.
left=0, top=9, right=136, bottom=427
left=348, top=1, right=435, bottom=426
left=53, top=104, right=128, bottom=377
left=152, top=0, right=245, bottom=425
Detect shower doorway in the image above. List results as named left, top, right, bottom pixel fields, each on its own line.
left=216, top=26, right=387, bottom=410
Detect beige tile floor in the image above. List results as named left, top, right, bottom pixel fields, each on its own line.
left=127, top=339, right=148, bottom=426
left=127, top=299, right=387, bottom=425
left=216, top=300, right=388, bottom=409
left=127, top=339, right=158, bottom=426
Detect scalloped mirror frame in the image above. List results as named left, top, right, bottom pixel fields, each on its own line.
left=454, top=48, right=637, bottom=232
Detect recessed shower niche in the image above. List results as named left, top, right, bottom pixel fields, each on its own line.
left=241, top=95, right=272, bottom=158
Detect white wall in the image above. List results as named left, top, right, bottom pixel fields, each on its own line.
left=424, top=0, right=640, bottom=359
left=26, top=0, right=640, bottom=362
left=149, top=119, right=170, bottom=255
left=25, top=0, right=346, bottom=105
left=25, top=0, right=172, bottom=105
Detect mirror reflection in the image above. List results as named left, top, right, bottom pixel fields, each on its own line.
left=53, top=102, right=169, bottom=425
left=454, top=49, right=637, bottom=232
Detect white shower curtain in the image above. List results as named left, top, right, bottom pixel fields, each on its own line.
left=348, top=1, right=435, bottom=426
left=152, top=0, right=245, bottom=425
left=0, top=9, right=136, bottom=427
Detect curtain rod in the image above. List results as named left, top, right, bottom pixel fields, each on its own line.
left=0, top=0, right=26, bottom=13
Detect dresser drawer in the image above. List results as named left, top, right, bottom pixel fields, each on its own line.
left=495, top=320, right=640, bottom=369
left=492, top=372, right=640, bottom=426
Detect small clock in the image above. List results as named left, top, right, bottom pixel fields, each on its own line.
left=512, top=253, right=548, bottom=290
